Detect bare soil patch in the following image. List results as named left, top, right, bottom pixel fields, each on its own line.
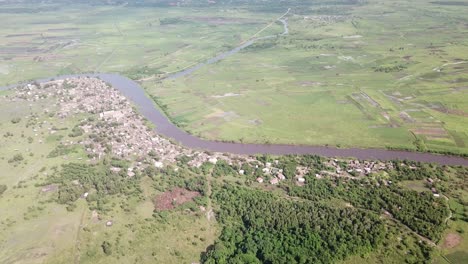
left=47, top=28, right=80, bottom=31
left=154, top=188, right=200, bottom=211
left=442, top=233, right=462, bottom=249
left=297, top=81, right=322, bottom=87
left=248, top=119, right=263, bottom=126
left=433, top=107, right=468, bottom=117
left=185, top=16, right=258, bottom=25
left=399, top=111, right=415, bottom=123
left=205, top=110, right=239, bottom=121
left=41, top=184, right=58, bottom=193
left=411, top=127, right=448, bottom=136
left=256, top=99, right=270, bottom=106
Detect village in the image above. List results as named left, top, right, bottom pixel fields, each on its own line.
left=9, top=77, right=407, bottom=187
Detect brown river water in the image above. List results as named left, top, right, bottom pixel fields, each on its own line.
left=2, top=73, right=467, bottom=166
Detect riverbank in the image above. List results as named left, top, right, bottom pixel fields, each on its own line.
left=2, top=73, right=467, bottom=166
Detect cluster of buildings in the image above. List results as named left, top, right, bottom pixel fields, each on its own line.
left=322, top=159, right=394, bottom=178
left=255, top=161, right=288, bottom=185
left=253, top=158, right=394, bottom=186
left=9, top=77, right=410, bottom=189
left=10, top=77, right=234, bottom=175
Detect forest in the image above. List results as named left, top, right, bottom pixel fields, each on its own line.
left=202, top=185, right=386, bottom=264
left=288, top=177, right=449, bottom=241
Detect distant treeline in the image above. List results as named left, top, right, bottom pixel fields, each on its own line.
left=2, top=0, right=365, bottom=13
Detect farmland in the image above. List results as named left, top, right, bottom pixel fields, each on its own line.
left=1, top=0, right=468, bottom=263
left=1, top=0, right=467, bottom=154
left=147, top=0, right=468, bottom=155
left=0, top=72, right=466, bottom=264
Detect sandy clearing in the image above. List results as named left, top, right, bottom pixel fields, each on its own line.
left=442, top=233, right=462, bottom=249
left=343, top=35, right=362, bottom=39
left=211, top=93, right=241, bottom=98
left=154, top=188, right=200, bottom=211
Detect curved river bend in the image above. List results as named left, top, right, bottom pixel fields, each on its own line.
left=2, top=73, right=468, bottom=166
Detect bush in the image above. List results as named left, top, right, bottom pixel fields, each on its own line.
left=8, top=154, right=24, bottom=163
left=102, top=241, right=112, bottom=255
left=0, top=185, right=7, bottom=196
left=11, top=117, right=21, bottom=124
left=68, top=126, right=84, bottom=137
left=47, top=144, right=77, bottom=158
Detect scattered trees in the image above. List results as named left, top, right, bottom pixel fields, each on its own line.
left=0, top=185, right=7, bottom=196
left=8, top=154, right=24, bottom=164
left=68, top=126, right=84, bottom=137
left=10, top=117, right=21, bottom=124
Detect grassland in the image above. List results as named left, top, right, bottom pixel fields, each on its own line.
left=144, top=0, right=468, bottom=155
left=1, top=0, right=467, bottom=154
left=0, top=89, right=216, bottom=263
left=1, top=76, right=467, bottom=263
left=1, top=2, right=467, bottom=261
left=0, top=2, right=277, bottom=86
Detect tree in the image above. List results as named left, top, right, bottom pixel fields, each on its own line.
left=8, top=154, right=24, bottom=163
left=101, top=241, right=112, bottom=255
left=0, top=185, right=7, bottom=196
left=11, top=117, right=21, bottom=124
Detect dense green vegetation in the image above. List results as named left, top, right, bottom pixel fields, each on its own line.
left=203, top=185, right=386, bottom=264
left=44, top=161, right=142, bottom=212
left=47, top=144, right=80, bottom=158
left=289, top=177, right=448, bottom=241
left=1, top=0, right=468, bottom=263
left=0, top=185, right=7, bottom=196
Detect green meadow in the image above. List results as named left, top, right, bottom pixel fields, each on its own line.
left=145, top=0, right=468, bottom=154
left=0, top=88, right=216, bottom=263
left=1, top=0, right=467, bottom=154
left=1, top=1, right=468, bottom=263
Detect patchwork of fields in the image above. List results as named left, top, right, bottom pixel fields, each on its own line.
left=1, top=0, right=468, bottom=259
left=147, top=0, right=468, bottom=155
left=1, top=0, right=467, bottom=155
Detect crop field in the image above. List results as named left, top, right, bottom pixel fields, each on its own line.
left=2, top=1, right=468, bottom=261
left=143, top=0, right=468, bottom=154
left=1, top=1, right=467, bottom=154
left=0, top=2, right=276, bottom=85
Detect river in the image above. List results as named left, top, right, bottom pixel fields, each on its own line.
left=1, top=11, right=467, bottom=166
left=1, top=73, right=467, bottom=166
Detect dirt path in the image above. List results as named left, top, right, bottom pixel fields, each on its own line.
left=433, top=61, right=467, bottom=72
left=206, top=174, right=214, bottom=221
left=387, top=216, right=437, bottom=247
left=16, top=158, right=44, bottom=185
left=161, top=8, right=290, bottom=80
left=442, top=194, right=453, bottom=225
left=73, top=207, right=87, bottom=264
left=203, top=163, right=216, bottom=222
left=244, top=8, right=290, bottom=42
left=94, top=48, right=116, bottom=73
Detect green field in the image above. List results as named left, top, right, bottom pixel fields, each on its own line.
left=1, top=1, right=468, bottom=262
left=0, top=88, right=216, bottom=263
left=147, top=0, right=468, bottom=154
left=1, top=71, right=467, bottom=263
left=1, top=0, right=467, bottom=154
